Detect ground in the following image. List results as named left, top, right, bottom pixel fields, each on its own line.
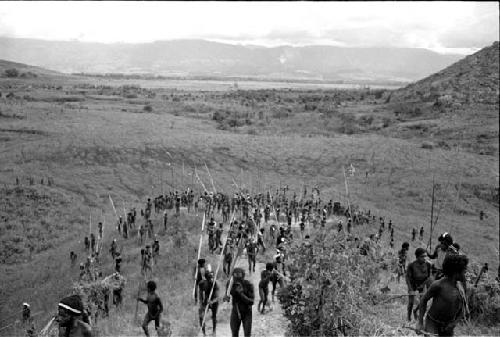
left=0, top=73, right=498, bottom=336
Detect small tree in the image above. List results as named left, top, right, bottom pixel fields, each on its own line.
left=4, top=68, right=19, bottom=78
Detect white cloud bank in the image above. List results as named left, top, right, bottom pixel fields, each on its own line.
left=0, top=1, right=497, bottom=54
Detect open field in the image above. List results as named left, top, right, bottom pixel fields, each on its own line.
left=0, top=74, right=498, bottom=335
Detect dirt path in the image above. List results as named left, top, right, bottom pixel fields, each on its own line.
left=198, top=257, right=287, bottom=337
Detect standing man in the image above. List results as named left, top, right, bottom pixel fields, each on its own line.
left=198, top=270, right=219, bottom=336
left=137, top=281, right=164, bottom=337
left=226, top=268, right=254, bottom=337
left=417, top=254, right=469, bottom=336
left=406, top=248, right=432, bottom=322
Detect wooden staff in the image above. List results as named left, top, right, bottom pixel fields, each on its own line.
left=204, top=162, right=217, bottom=193
left=428, top=176, right=436, bottom=250
left=343, top=166, right=352, bottom=222
left=192, top=213, right=206, bottom=300
left=200, top=211, right=236, bottom=334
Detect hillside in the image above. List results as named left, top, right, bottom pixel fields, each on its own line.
left=389, top=41, right=499, bottom=104
left=0, top=37, right=463, bottom=83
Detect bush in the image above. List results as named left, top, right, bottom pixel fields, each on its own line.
left=4, top=68, right=19, bottom=78
left=143, top=104, right=153, bottom=112
left=279, top=231, right=388, bottom=336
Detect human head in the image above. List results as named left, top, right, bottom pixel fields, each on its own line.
left=198, top=258, right=206, bottom=267
left=442, top=254, right=468, bottom=278
left=233, top=267, right=245, bottom=280
left=57, top=295, right=84, bottom=326
left=205, top=270, right=214, bottom=280
left=147, top=280, right=157, bottom=292
left=402, top=242, right=410, bottom=250
left=415, top=248, right=427, bottom=262
left=442, top=233, right=453, bottom=246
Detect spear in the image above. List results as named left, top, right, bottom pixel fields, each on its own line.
left=428, top=176, right=436, bottom=250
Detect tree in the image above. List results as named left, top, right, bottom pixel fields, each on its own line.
left=4, top=68, right=19, bottom=78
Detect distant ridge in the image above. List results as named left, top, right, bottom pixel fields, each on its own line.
left=0, top=37, right=463, bottom=84
left=389, top=41, right=499, bottom=104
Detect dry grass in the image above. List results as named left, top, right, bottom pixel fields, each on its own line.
left=0, top=75, right=498, bottom=335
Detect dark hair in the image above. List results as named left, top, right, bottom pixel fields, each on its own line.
left=402, top=242, right=410, bottom=249
left=443, top=234, right=453, bottom=246
left=147, top=280, right=157, bottom=292
left=442, top=254, right=468, bottom=277
left=415, top=247, right=426, bottom=257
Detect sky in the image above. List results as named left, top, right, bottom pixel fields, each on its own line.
left=0, top=1, right=498, bottom=54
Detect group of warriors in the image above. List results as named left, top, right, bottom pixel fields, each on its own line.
left=18, top=183, right=492, bottom=337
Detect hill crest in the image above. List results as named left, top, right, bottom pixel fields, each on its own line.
left=389, top=41, right=499, bottom=104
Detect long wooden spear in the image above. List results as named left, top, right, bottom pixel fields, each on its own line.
left=428, top=175, right=436, bottom=250
left=192, top=213, right=206, bottom=300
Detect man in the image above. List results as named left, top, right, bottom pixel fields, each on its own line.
left=137, top=281, right=164, bottom=337
left=198, top=270, right=219, bottom=336
left=428, top=233, right=458, bottom=280
left=152, top=239, right=160, bottom=265
left=226, top=268, right=254, bottom=337
left=223, top=244, right=233, bottom=277
left=56, top=294, right=92, bottom=337
left=215, top=223, right=224, bottom=253
left=417, top=254, right=469, bottom=336
left=419, top=226, right=424, bottom=241
left=397, top=242, right=410, bottom=283
left=194, top=259, right=207, bottom=304
left=110, top=239, right=118, bottom=259
left=257, top=228, right=266, bottom=253
left=246, top=239, right=258, bottom=274
left=406, top=248, right=432, bottom=322
left=163, top=210, right=168, bottom=231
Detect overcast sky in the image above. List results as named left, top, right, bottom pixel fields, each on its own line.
left=0, top=1, right=498, bottom=54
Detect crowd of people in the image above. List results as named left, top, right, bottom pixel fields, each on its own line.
left=20, top=184, right=483, bottom=337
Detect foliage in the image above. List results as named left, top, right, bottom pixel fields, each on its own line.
left=4, top=68, right=19, bottom=78
left=278, top=230, right=391, bottom=336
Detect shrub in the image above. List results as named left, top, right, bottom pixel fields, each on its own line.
left=143, top=104, right=153, bottom=112
left=4, top=68, right=19, bottom=78
left=279, top=231, right=390, bottom=336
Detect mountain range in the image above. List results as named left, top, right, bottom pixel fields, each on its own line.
left=0, top=37, right=463, bottom=84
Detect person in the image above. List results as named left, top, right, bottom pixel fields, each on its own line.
left=115, top=252, right=122, bottom=273
left=397, top=242, right=410, bottom=283
left=226, top=268, right=254, bottom=337
left=215, top=223, right=224, bottom=253
left=198, top=270, right=219, bottom=336
left=110, top=239, right=118, bottom=259
left=257, top=228, right=266, bottom=253
left=84, top=237, right=90, bottom=252
left=419, top=226, right=424, bottom=241
left=223, top=244, right=233, bottom=277
left=163, top=210, right=168, bottom=231
left=137, top=281, right=164, bottom=337
left=428, top=233, right=458, bottom=280
left=412, top=228, right=417, bottom=241
left=22, top=303, right=31, bottom=324
left=152, top=239, right=160, bottom=265
left=56, top=294, right=92, bottom=337
left=258, top=270, right=270, bottom=314
left=142, top=246, right=152, bottom=277
left=70, top=251, right=77, bottom=266
left=246, top=239, right=257, bottom=274
left=194, top=259, right=207, bottom=304
left=406, top=248, right=432, bottom=322
left=417, top=254, right=469, bottom=336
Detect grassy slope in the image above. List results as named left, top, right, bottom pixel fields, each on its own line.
left=0, top=74, right=498, bottom=335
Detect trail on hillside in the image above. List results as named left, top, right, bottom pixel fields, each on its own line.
left=196, top=257, right=287, bottom=337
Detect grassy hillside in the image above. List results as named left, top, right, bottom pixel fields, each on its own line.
left=0, top=70, right=498, bottom=335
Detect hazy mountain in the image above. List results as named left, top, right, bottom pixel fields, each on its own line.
left=390, top=41, right=499, bottom=104
left=0, top=37, right=463, bottom=83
